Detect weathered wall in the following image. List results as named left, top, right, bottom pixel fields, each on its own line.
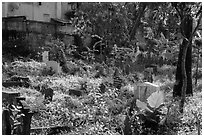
left=61, top=2, right=73, bottom=20
left=2, top=17, right=75, bottom=60
left=2, top=2, right=72, bottom=22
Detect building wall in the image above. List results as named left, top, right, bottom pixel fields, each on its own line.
left=2, top=2, right=7, bottom=17
left=34, top=2, right=58, bottom=22
left=2, top=2, right=72, bottom=22
left=61, top=2, right=73, bottom=20
left=2, top=2, right=76, bottom=56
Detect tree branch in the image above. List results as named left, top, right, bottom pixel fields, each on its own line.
left=172, top=3, right=182, bottom=19
left=187, top=13, right=202, bottom=44
left=129, top=3, right=147, bottom=40
left=196, top=5, right=202, bottom=18
left=172, top=3, right=188, bottom=40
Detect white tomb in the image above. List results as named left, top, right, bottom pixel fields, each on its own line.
left=134, top=82, right=160, bottom=102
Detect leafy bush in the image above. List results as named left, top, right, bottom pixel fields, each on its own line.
left=135, top=91, right=166, bottom=134
left=41, top=67, right=56, bottom=76
left=2, top=57, right=202, bottom=135
left=2, top=38, right=34, bottom=59
left=7, top=60, right=46, bottom=77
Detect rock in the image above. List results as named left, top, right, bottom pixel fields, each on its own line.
left=99, top=83, right=106, bottom=94
left=2, top=76, right=31, bottom=88
left=69, top=89, right=83, bottom=97
left=2, top=81, right=28, bottom=88
left=41, top=87, right=54, bottom=102
left=10, top=75, right=30, bottom=82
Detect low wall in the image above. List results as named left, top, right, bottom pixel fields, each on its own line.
left=2, top=16, right=75, bottom=60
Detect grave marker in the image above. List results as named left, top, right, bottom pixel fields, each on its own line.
left=42, top=51, right=49, bottom=62
left=42, top=51, right=62, bottom=74
left=134, top=82, right=160, bottom=102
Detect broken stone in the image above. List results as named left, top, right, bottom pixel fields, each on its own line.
left=10, top=75, right=30, bottom=82
left=3, top=81, right=30, bottom=88
left=41, top=87, right=54, bottom=102
left=2, top=75, right=31, bottom=88
left=69, top=89, right=83, bottom=97
left=99, top=83, right=106, bottom=94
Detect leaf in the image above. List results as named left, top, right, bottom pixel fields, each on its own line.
left=159, top=116, right=166, bottom=125
left=147, top=91, right=164, bottom=109
left=136, top=99, right=153, bottom=113
left=13, top=122, right=22, bottom=127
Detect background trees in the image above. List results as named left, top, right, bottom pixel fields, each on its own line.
left=70, top=2, right=202, bottom=112
left=2, top=2, right=202, bottom=135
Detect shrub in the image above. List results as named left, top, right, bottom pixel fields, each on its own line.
left=2, top=38, right=37, bottom=60
left=8, top=60, right=46, bottom=77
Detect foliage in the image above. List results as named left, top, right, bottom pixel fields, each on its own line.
left=2, top=38, right=32, bottom=59
left=2, top=104, right=25, bottom=135
left=73, top=3, right=131, bottom=46
left=3, top=60, right=47, bottom=77
left=131, top=91, right=166, bottom=134
left=2, top=2, right=202, bottom=135
left=2, top=58, right=202, bottom=135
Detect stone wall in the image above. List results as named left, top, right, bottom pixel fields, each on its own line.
left=2, top=16, right=75, bottom=60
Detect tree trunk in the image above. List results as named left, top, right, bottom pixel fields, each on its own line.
left=185, top=39, right=193, bottom=95
left=194, top=48, right=200, bottom=86
left=179, top=39, right=188, bottom=113
left=173, top=15, right=193, bottom=98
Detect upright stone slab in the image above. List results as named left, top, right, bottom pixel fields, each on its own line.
left=42, top=51, right=62, bottom=74
left=42, top=51, right=49, bottom=62
left=134, top=82, right=160, bottom=102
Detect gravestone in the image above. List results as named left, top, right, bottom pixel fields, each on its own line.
left=42, top=51, right=49, bottom=62
left=144, top=68, right=153, bottom=82
left=42, top=51, right=62, bottom=74
left=134, top=82, right=160, bottom=102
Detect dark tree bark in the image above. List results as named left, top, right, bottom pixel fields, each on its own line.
left=185, top=39, right=193, bottom=95
left=194, top=39, right=202, bottom=86
left=173, top=15, right=193, bottom=97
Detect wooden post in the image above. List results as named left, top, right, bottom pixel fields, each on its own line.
left=2, top=109, right=12, bottom=135
left=2, top=90, right=35, bottom=135
left=21, top=109, right=35, bottom=135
